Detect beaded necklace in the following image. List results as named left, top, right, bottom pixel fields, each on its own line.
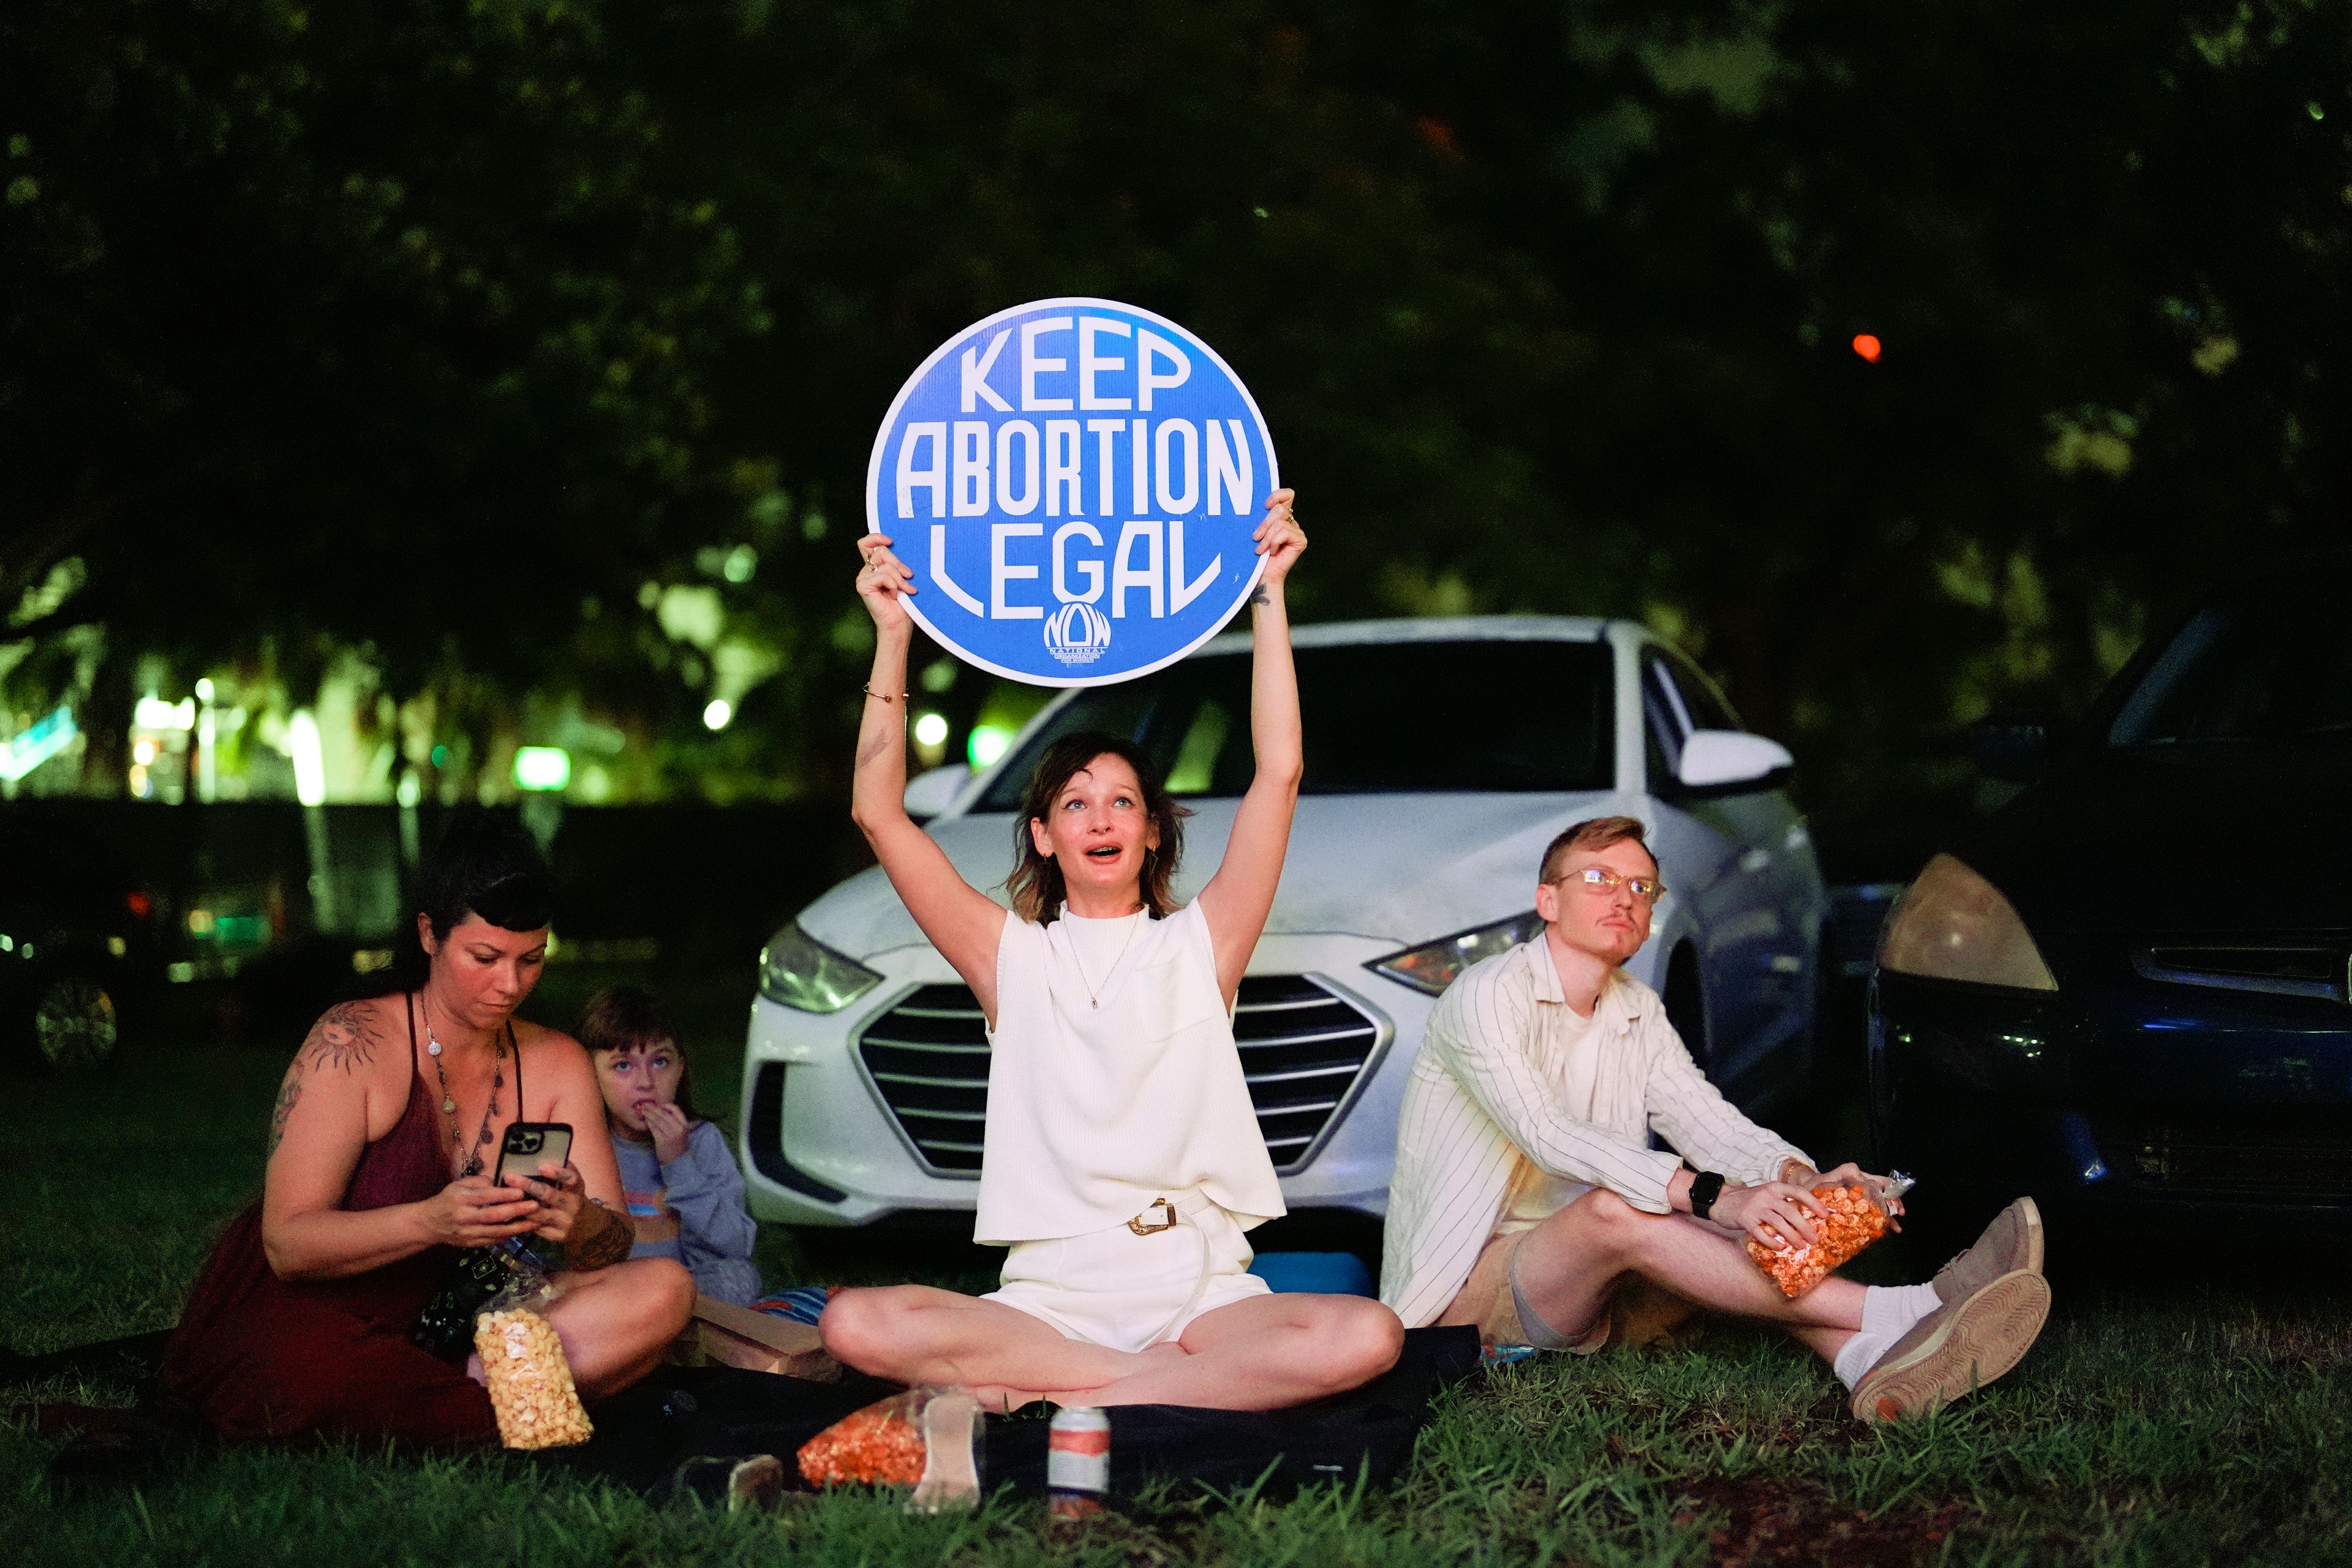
left=420, top=993, right=506, bottom=1179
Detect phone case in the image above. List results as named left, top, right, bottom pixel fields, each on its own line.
left=496, top=1121, right=574, bottom=1187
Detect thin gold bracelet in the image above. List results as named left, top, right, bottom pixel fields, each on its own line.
left=862, top=683, right=908, bottom=703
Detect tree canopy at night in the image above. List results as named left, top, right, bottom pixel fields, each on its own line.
left=4, top=0, right=2345, bottom=813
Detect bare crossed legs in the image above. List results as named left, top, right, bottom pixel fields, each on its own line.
left=821, top=1286, right=1406, bottom=1412
left=1450, top=1188, right=1867, bottom=1362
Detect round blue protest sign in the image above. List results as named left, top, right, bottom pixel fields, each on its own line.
left=865, top=298, right=1278, bottom=687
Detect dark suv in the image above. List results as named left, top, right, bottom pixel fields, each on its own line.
left=1869, top=558, right=2352, bottom=1235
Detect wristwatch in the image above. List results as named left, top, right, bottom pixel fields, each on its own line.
left=1688, top=1171, right=1727, bottom=1221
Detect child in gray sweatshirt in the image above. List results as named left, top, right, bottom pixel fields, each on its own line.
left=581, top=985, right=761, bottom=1306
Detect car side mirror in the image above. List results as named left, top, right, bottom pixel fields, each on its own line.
left=1970, top=720, right=2050, bottom=784
left=1676, top=729, right=1794, bottom=791
left=902, top=764, right=971, bottom=820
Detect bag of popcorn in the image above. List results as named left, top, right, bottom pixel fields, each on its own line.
left=1746, top=1173, right=1915, bottom=1298
left=474, top=1269, right=594, bottom=1450
left=797, top=1386, right=982, bottom=1512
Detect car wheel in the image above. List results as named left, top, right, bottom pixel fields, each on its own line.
left=1663, top=946, right=1707, bottom=1068
left=34, top=973, right=119, bottom=1069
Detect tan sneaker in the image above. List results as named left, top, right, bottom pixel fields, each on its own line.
left=1851, top=1268, right=2051, bottom=1423
left=1931, top=1197, right=2045, bottom=1305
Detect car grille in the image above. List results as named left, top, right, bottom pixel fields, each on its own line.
left=2131, top=945, right=2347, bottom=1004
left=856, top=974, right=1383, bottom=1177
left=2097, top=1117, right=2352, bottom=1199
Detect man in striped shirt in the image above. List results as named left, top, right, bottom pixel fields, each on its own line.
left=1381, top=816, right=2050, bottom=1422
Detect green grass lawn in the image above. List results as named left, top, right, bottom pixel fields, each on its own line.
left=7, top=981, right=2351, bottom=1566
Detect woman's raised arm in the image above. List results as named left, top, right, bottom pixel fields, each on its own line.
left=850, top=533, right=1010, bottom=1020
left=1197, top=490, right=1306, bottom=1003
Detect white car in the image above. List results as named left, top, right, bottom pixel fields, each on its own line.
left=739, top=616, right=1831, bottom=1228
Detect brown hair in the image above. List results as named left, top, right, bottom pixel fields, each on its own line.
left=1006, top=731, right=1191, bottom=924
left=1538, top=815, right=1656, bottom=884
left=578, top=984, right=697, bottom=1119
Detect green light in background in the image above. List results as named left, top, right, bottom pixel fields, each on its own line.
left=968, top=725, right=1012, bottom=768
left=513, top=747, right=572, bottom=791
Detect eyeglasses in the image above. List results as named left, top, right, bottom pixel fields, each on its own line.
left=1550, top=867, right=1668, bottom=905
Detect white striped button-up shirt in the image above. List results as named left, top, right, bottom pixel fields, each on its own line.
left=1380, top=934, right=1810, bottom=1328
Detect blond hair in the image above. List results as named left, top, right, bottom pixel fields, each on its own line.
left=1537, top=815, right=1655, bottom=883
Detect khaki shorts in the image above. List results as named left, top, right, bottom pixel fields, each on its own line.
left=1439, top=1229, right=1701, bottom=1354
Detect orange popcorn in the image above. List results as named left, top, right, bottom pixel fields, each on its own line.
left=1745, top=1182, right=1890, bottom=1297
left=797, top=1398, right=929, bottom=1487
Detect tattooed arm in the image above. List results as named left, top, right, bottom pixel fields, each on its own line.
left=847, top=530, right=1008, bottom=1022
left=259, top=995, right=537, bottom=1281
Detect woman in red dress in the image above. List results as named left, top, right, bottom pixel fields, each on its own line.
left=162, top=815, right=694, bottom=1446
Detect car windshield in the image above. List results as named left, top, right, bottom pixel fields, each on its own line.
left=2109, top=598, right=2352, bottom=745
left=977, top=638, right=1613, bottom=807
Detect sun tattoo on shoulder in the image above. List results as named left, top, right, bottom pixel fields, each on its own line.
left=300, top=1000, right=383, bottom=1075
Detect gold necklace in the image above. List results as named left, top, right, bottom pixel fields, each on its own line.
left=1069, top=908, right=1142, bottom=1009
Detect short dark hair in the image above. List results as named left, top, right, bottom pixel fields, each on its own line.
left=578, top=984, right=696, bottom=1118
left=1005, top=731, right=1191, bottom=924
left=1538, top=815, right=1657, bottom=884
left=418, top=810, right=555, bottom=941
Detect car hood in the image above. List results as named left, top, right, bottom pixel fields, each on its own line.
left=1959, top=742, right=2352, bottom=936
left=796, top=791, right=1635, bottom=958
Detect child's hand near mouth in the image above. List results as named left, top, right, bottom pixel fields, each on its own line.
left=642, top=1100, right=693, bottom=1163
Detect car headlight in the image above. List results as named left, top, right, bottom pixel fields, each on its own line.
left=1877, top=853, right=2057, bottom=990
left=758, top=922, right=884, bottom=1013
left=1366, top=911, right=1546, bottom=996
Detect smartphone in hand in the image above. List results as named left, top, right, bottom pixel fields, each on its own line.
left=493, top=1122, right=574, bottom=1191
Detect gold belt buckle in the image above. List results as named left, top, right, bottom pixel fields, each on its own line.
left=1126, top=1197, right=1178, bottom=1235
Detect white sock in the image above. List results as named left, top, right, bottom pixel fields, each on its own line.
left=1863, top=1282, right=1941, bottom=1340
left=1833, top=1283, right=1943, bottom=1390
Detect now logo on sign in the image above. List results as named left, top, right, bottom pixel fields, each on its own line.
left=866, top=298, right=1280, bottom=687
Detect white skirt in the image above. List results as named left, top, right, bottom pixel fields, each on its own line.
left=982, top=1190, right=1270, bottom=1354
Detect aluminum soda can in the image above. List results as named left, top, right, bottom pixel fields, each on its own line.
left=1047, top=1405, right=1110, bottom=1517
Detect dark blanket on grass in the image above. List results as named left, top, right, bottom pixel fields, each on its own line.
left=545, top=1325, right=1479, bottom=1504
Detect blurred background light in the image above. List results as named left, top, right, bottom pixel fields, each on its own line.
left=512, top=745, right=572, bottom=791
left=913, top=711, right=949, bottom=748
left=703, top=698, right=734, bottom=731
left=967, top=724, right=1012, bottom=768
left=1852, top=333, right=1883, bottom=363
left=0, top=705, right=76, bottom=783
left=288, top=709, right=326, bottom=806
left=134, top=695, right=195, bottom=730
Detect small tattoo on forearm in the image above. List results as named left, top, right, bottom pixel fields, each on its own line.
left=563, top=1200, right=635, bottom=1270
left=857, top=731, right=894, bottom=767
left=1250, top=584, right=1271, bottom=606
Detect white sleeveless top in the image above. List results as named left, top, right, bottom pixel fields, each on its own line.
left=973, top=899, right=1287, bottom=1246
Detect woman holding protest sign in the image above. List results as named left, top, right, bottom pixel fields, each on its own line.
left=823, top=488, right=1404, bottom=1412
